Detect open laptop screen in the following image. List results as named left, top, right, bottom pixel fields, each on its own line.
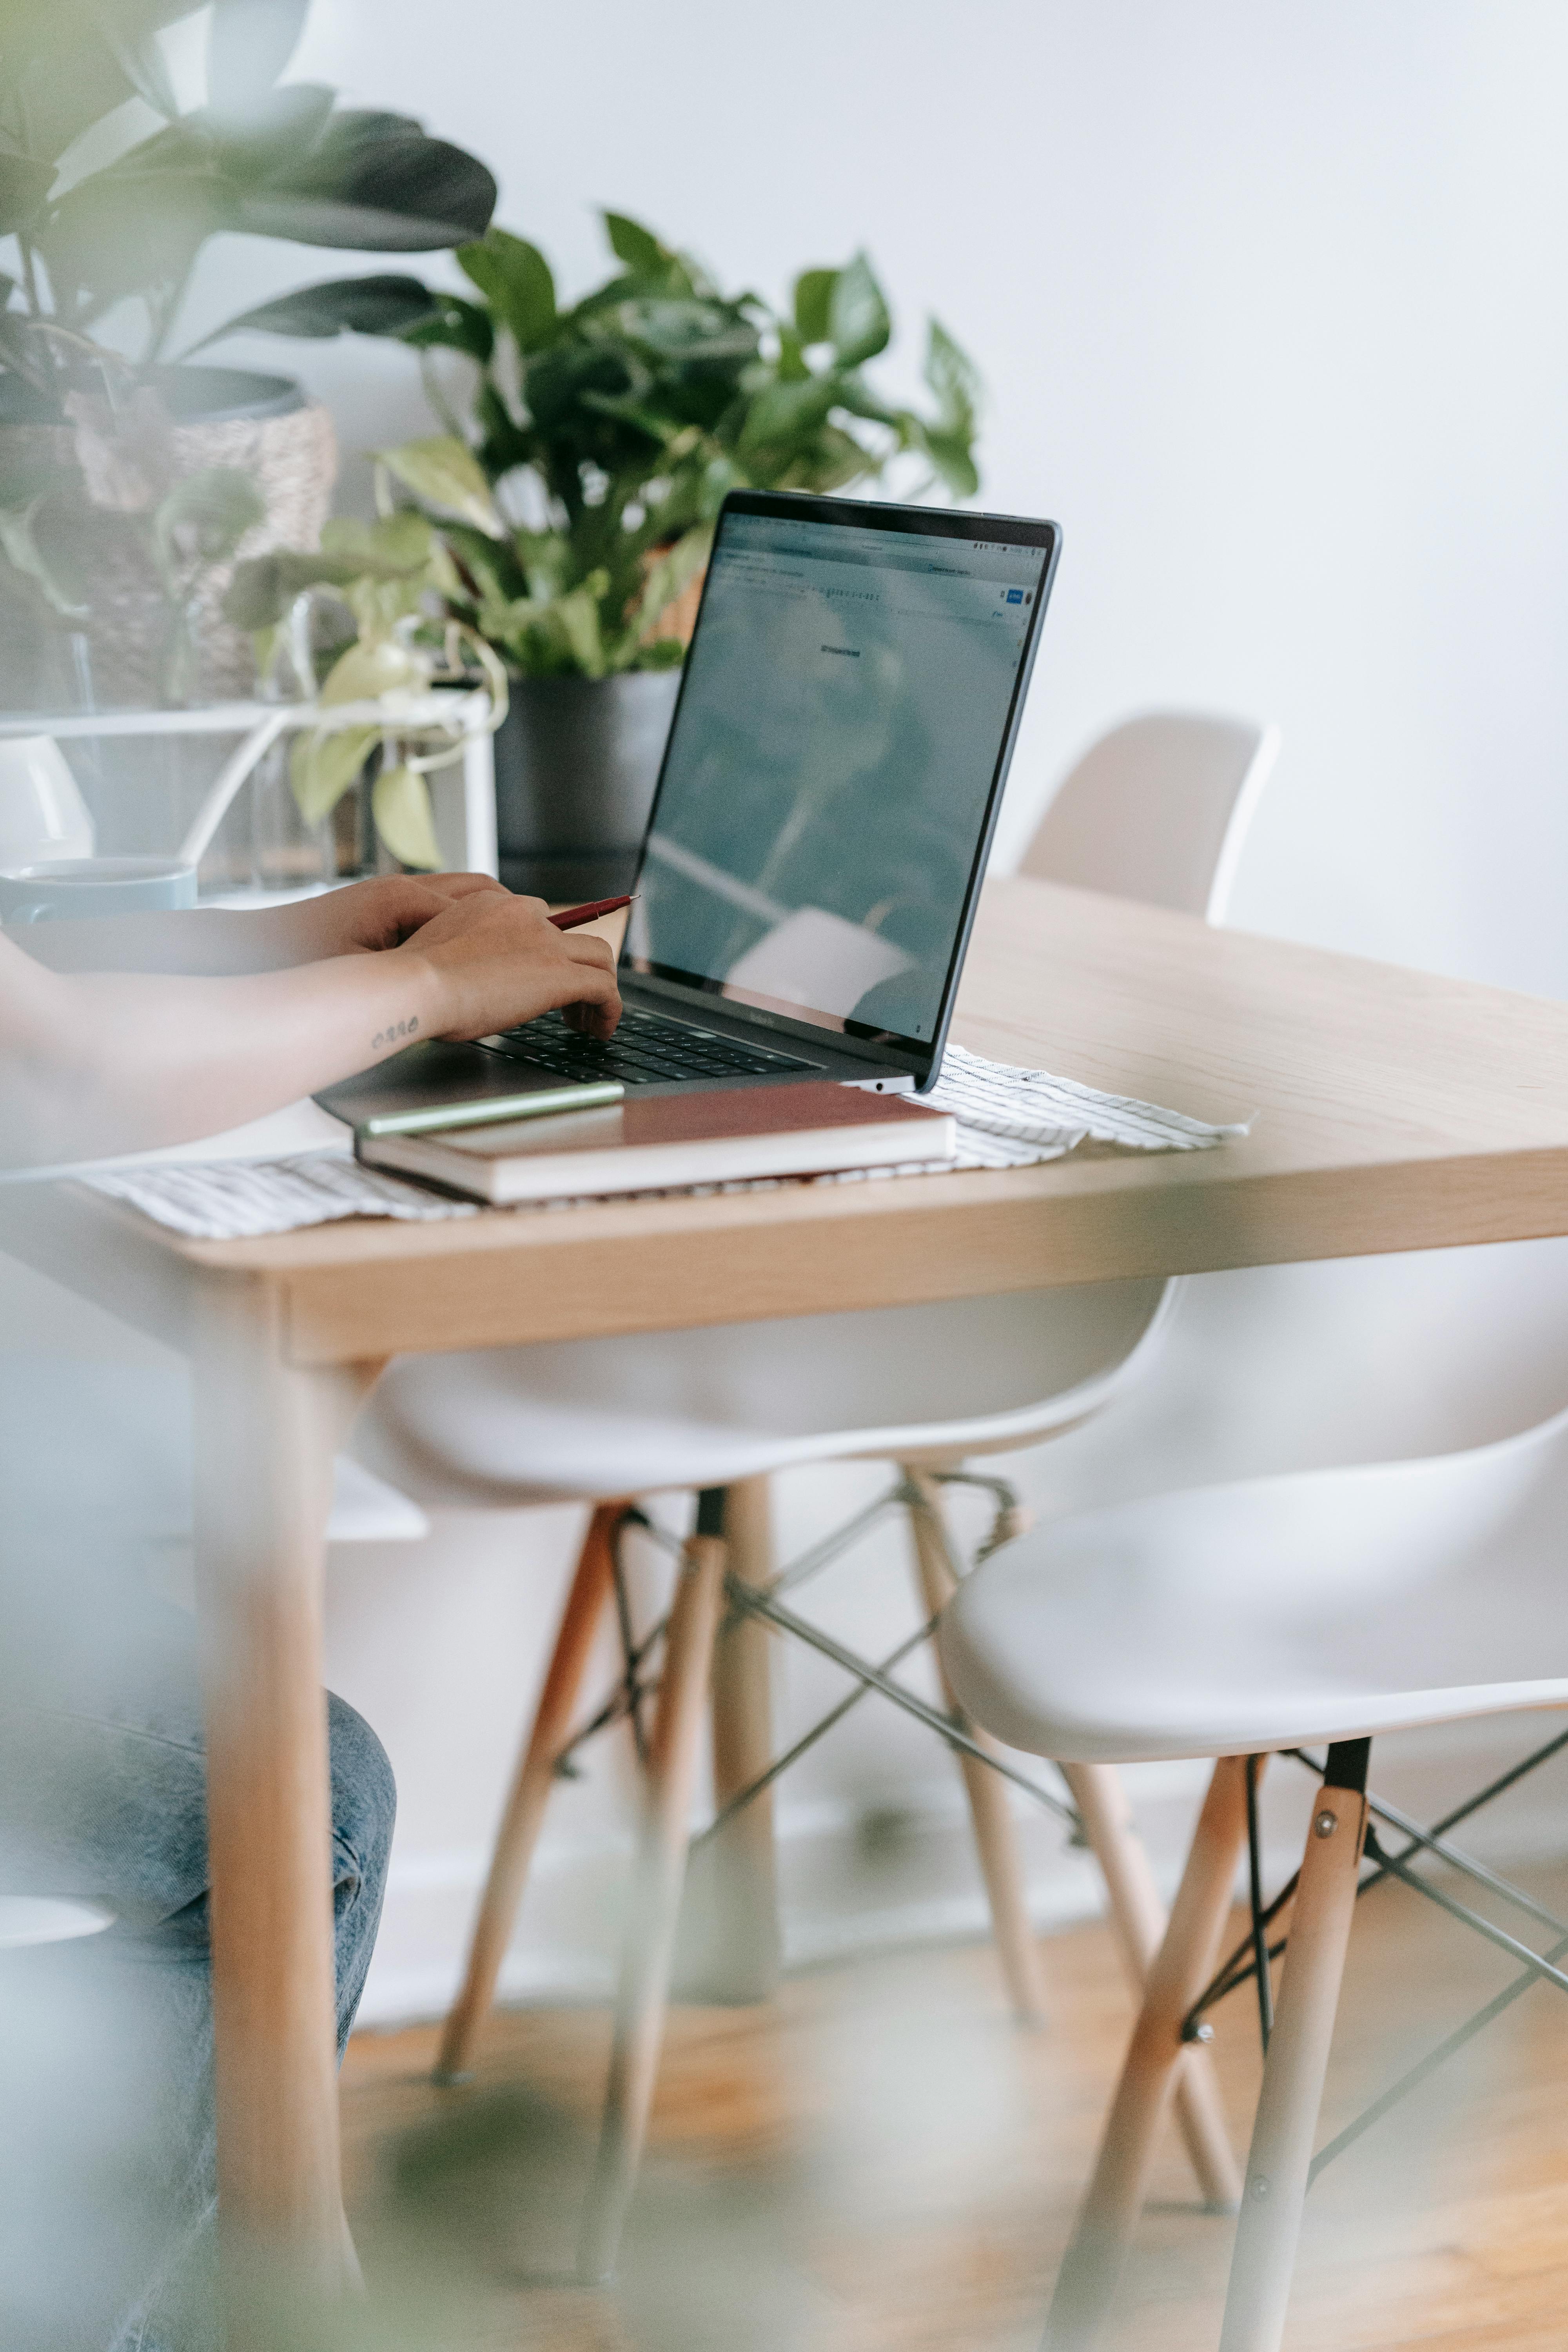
left=624, top=491, right=1058, bottom=1062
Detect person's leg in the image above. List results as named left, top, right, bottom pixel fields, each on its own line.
left=0, top=1592, right=395, bottom=2352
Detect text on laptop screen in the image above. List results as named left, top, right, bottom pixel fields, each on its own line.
left=625, top=510, right=1048, bottom=1044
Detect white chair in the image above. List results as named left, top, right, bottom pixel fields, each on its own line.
left=0, top=1899, right=113, bottom=1948
left=1020, top=710, right=1279, bottom=923
left=352, top=707, right=1279, bottom=2275
left=941, top=1401, right=1568, bottom=2351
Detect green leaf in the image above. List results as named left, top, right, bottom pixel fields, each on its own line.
left=402, top=290, right=493, bottom=361
left=472, top=378, right=531, bottom=479
left=316, top=634, right=428, bottom=707
left=773, top=324, right=809, bottom=384
left=223, top=548, right=371, bottom=630
left=554, top=576, right=608, bottom=676
left=321, top=509, right=435, bottom=572
left=290, top=723, right=377, bottom=826
left=39, top=166, right=236, bottom=321
left=205, top=0, right=309, bottom=115
left=234, top=111, right=496, bottom=250
left=698, top=454, right=747, bottom=521
left=0, top=494, right=89, bottom=619
left=828, top=250, right=891, bottom=368
left=924, top=316, right=979, bottom=436
left=735, top=375, right=836, bottom=456
left=918, top=425, right=980, bottom=501
left=152, top=464, right=266, bottom=575
left=614, top=298, right=758, bottom=366
left=0, top=146, right=54, bottom=238
left=635, top=522, right=710, bottom=642
left=602, top=211, right=667, bottom=276
left=372, top=762, right=443, bottom=869
left=792, top=267, right=837, bottom=346
left=189, top=272, right=444, bottom=350
left=87, top=3, right=181, bottom=118
left=632, top=634, right=685, bottom=671
left=0, top=311, right=56, bottom=394
left=457, top=228, right=557, bottom=354
left=194, top=82, right=335, bottom=181
left=831, top=370, right=904, bottom=430
left=5, top=2, right=200, bottom=158
left=376, top=435, right=503, bottom=538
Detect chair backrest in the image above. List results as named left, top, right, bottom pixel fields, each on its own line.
left=1020, top=711, right=1280, bottom=926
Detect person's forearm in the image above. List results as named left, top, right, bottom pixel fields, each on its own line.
left=10, top=903, right=310, bottom=977
left=1, top=951, right=441, bottom=1168
left=11, top=875, right=507, bottom=978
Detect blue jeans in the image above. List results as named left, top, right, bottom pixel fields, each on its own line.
left=0, top=1591, right=396, bottom=2352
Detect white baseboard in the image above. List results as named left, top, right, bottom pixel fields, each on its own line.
left=355, top=1713, right=1568, bottom=2033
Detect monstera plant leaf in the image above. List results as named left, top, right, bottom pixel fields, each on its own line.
left=189, top=272, right=445, bottom=349
left=232, top=109, right=495, bottom=250
left=0, top=1, right=205, bottom=161
left=0, top=0, right=497, bottom=367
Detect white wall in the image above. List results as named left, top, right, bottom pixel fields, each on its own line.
left=187, top=0, right=1568, bottom=989
left=16, top=4, right=1568, bottom=2020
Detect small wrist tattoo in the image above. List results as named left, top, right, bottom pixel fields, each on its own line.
left=371, top=1015, right=419, bottom=1052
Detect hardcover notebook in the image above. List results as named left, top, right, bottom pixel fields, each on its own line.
left=355, top=1082, right=956, bottom=1205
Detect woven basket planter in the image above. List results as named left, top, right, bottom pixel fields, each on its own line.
left=0, top=367, right=336, bottom=711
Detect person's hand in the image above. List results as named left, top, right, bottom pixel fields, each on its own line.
left=392, top=889, right=622, bottom=1042
left=275, top=872, right=506, bottom=962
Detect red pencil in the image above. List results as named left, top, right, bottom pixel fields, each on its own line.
left=549, top=893, right=635, bottom=931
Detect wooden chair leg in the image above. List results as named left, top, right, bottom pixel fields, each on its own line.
left=434, top=1502, right=624, bottom=2084
left=579, top=1497, right=728, bottom=2283
left=689, top=1474, right=783, bottom=2001
left=1044, top=1755, right=1251, bottom=2352
left=1218, top=1756, right=1368, bottom=2352
left=1061, top=1762, right=1241, bottom=2211
left=904, top=1468, right=1050, bottom=2025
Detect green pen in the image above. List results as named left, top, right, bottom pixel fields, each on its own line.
left=355, top=1080, right=624, bottom=1142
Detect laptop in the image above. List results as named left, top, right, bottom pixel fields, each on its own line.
left=317, top=488, right=1060, bottom=1128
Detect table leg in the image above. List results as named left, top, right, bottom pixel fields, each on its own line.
left=190, top=1277, right=377, bottom=2334
left=691, top=1474, right=782, bottom=2001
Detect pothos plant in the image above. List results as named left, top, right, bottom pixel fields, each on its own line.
left=223, top=498, right=506, bottom=869
left=211, top=211, right=984, bottom=680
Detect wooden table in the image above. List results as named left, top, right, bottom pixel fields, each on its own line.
left=5, top=873, right=1568, bottom=2320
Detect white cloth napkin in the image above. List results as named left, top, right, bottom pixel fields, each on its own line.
left=80, top=1045, right=1251, bottom=1243
left=928, top=1041, right=1252, bottom=1166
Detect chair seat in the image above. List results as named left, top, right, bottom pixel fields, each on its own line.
left=350, top=1281, right=1170, bottom=1506
left=940, top=1410, right=1568, bottom=1763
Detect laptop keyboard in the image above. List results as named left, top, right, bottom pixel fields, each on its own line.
left=484, top=1006, right=822, bottom=1087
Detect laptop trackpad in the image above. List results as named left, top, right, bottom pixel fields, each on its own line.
left=313, top=1040, right=564, bottom=1129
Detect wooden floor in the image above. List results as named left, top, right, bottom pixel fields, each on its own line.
left=341, top=1864, right=1568, bottom=2350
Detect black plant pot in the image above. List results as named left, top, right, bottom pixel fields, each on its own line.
left=494, top=671, right=682, bottom=900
